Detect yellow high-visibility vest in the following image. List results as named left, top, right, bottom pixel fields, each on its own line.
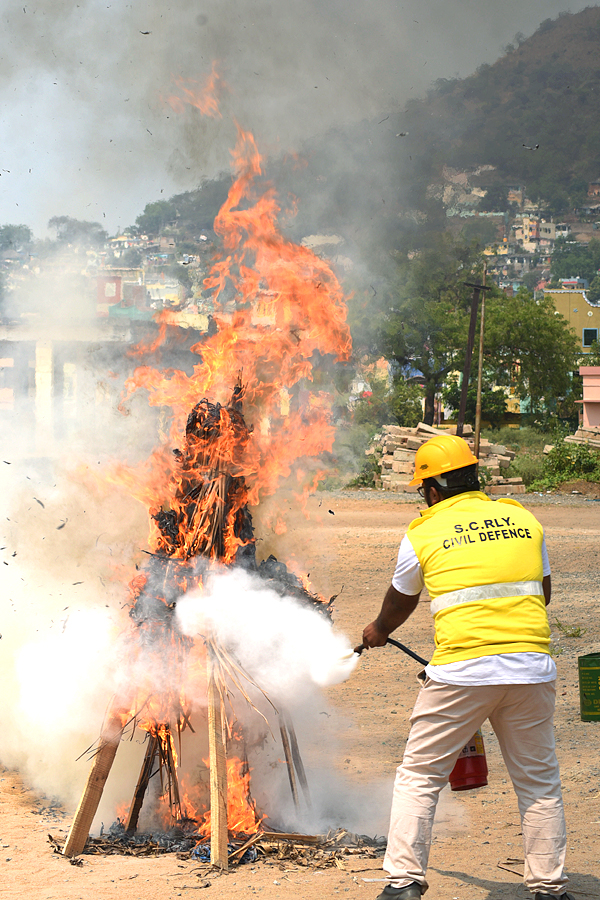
left=407, top=491, right=550, bottom=665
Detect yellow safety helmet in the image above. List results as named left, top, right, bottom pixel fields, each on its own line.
left=409, top=434, right=478, bottom=486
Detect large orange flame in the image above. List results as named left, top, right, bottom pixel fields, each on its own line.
left=96, top=70, right=351, bottom=839
left=113, top=89, right=351, bottom=554
left=196, top=757, right=264, bottom=838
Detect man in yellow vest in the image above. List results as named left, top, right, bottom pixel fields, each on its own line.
left=361, top=434, right=570, bottom=900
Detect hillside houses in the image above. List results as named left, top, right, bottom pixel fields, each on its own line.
left=437, top=169, right=600, bottom=292
left=3, top=167, right=600, bottom=397
left=482, top=212, right=594, bottom=298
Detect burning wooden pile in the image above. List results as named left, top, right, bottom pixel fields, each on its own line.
left=61, top=382, right=333, bottom=866
left=51, top=827, right=386, bottom=870
left=57, top=75, right=357, bottom=869
left=368, top=422, right=524, bottom=494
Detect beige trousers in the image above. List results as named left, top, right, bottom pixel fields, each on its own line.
left=384, top=679, right=568, bottom=896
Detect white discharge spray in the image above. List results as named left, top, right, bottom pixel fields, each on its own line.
left=175, top=567, right=358, bottom=702
left=0, top=547, right=371, bottom=831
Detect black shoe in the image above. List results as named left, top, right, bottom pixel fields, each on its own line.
left=376, top=883, right=422, bottom=900
left=534, top=893, right=574, bottom=900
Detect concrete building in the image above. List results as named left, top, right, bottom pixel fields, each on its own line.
left=0, top=276, right=209, bottom=460
left=0, top=317, right=136, bottom=458
left=544, top=288, right=600, bottom=353
left=579, top=366, right=600, bottom=428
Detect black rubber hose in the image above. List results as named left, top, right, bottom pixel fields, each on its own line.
left=385, top=637, right=429, bottom=666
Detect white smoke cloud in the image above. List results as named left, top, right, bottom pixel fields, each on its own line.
left=175, top=568, right=358, bottom=704
left=0, top=432, right=150, bottom=805
left=170, top=568, right=393, bottom=837
left=0, top=518, right=380, bottom=835
left=16, top=608, right=117, bottom=736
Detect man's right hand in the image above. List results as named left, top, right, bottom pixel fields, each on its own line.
left=361, top=621, right=389, bottom=649
left=357, top=584, right=422, bottom=654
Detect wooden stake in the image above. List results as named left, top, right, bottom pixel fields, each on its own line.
left=207, top=652, right=229, bottom=871
left=125, top=734, right=158, bottom=833
left=63, top=713, right=124, bottom=858
left=259, top=830, right=320, bottom=844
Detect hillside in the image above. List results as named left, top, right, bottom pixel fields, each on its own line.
left=131, top=8, right=600, bottom=260
left=268, top=5, right=600, bottom=253
left=403, top=6, right=600, bottom=207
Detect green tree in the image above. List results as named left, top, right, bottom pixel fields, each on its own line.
left=459, top=218, right=500, bottom=246
left=351, top=375, right=423, bottom=429
left=483, top=290, right=580, bottom=414
left=121, top=248, right=142, bottom=267
left=582, top=339, right=600, bottom=366
left=479, top=184, right=509, bottom=212
left=378, top=238, right=580, bottom=424
left=390, top=379, right=424, bottom=427
left=352, top=375, right=396, bottom=429
left=134, top=200, right=178, bottom=236
left=522, top=269, right=542, bottom=292
left=588, top=276, right=600, bottom=304
left=0, top=224, right=32, bottom=251
left=442, top=373, right=507, bottom=428
left=545, top=189, right=570, bottom=219
left=167, top=260, right=193, bottom=296
left=379, top=235, right=484, bottom=424
left=569, top=176, right=589, bottom=208
left=48, top=216, right=107, bottom=246
left=551, top=237, right=600, bottom=283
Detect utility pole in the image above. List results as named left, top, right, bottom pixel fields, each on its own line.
left=456, top=279, right=492, bottom=438
left=474, top=265, right=488, bottom=457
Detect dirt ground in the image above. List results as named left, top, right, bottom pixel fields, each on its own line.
left=2, top=490, right=600, bottom=900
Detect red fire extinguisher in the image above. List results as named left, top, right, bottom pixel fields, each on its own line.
left=382, top=639, right=489, bottom=792
left=449, top=729, right=488, bottom=791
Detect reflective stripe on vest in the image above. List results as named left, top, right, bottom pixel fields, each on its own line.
left=430, top=580, right=544, bottom=615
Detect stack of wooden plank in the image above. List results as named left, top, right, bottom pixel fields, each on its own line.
left=563, top=425, right=600, bottom=449
left=367, top=422, right=525, bottom=494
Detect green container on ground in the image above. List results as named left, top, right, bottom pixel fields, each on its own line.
left=578, top=653, right=600, bottom=721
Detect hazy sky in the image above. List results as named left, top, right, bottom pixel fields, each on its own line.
left=1, top=0, right=597, bottom=238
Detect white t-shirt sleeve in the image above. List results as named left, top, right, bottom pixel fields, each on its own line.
left=391, top=534, right=424, bottom=596
left=542, top=534, right=551, bottom=577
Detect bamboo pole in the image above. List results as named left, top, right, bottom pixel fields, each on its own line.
left=62, top=713, right=124, bottom=858
left=207, top=652, right=229, bottom=870
left=457, top=279, right=492, bottom=438
left=279, top=720, right=299, bottom=808
left=286, top=716, right=311, bottom=808
left=162, top=727, right=183, bottom=819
